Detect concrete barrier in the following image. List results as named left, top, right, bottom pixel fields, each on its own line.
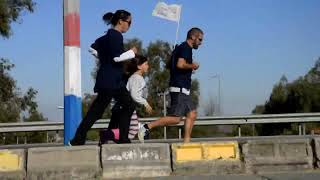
left=242, top=138, right=314, bottom=173
left=27, top=145, right=101, bottom=180
left=313, top=137, right=320, bottom=167
left=101, top=143, right=171, bottom=179
left=0, top=149, right=26, bottom=179
left=171, top=141, right=243, bottom=175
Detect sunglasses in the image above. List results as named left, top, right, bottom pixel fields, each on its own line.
left=122, top=20, right=131, bottom=26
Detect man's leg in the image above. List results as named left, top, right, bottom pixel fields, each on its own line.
left=71, top=92, right=112, bottom=145
left=148, top=92, right=183, bottom=129
left=148, top=116, right=181, bottom=129
left=138, top=116, right=181, bottom=143
left=138, top=92, right=184, bottom=143
left=184, top=110, right=197, bottom=143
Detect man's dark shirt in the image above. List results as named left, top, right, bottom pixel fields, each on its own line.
left=169, top=41, right=193, bottom=89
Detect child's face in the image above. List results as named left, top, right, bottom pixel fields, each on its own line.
left=138, top=61, right=149, bottom=74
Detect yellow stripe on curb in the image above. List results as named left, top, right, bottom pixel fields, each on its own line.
left=204, top=143, right=238, bottom=160
left=0, top=151, right=20, bottom=171
left=172, top=142, right=239, bottom=163
left=174, top=144, right=203, bottom=162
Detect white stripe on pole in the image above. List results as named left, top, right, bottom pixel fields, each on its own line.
left=64, top=46, right=81, bottom=97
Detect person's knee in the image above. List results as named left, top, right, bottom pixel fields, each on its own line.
left=173, top=117, right=181, bottom=124
left=189, top=111, right=197, bottom=121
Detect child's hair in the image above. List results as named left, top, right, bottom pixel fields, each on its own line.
left=102, top=10, right=131, bottom=26
left=125, top=55, right=148, bottom=76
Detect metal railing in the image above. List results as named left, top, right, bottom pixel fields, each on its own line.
left=1, top=113, right=320, bottom=138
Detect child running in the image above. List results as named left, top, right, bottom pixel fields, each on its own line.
left=99, top=55, right=153, bottom=144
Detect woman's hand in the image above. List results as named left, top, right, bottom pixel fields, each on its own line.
left=145, top=104, right=153, bottom=115
left=131, top=47, right=138, bottom=54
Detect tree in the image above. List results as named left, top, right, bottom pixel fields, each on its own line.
left=0, top=1, right=48, bottom=144
left=0, top=59, right=41, bottom=123
left=22, top=111, right=48, bottom=143
left=252, top=58, right=320, bottom=136
left=0, top=58, right=19, bottom=123
left=252, top=105, right=265, bottom=114
left=0, top=0, right=36, bottom=38
left=0, top=58, right=47, bottom=144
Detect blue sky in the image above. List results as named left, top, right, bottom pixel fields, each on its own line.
left=0, top=0, right=319, bottom=121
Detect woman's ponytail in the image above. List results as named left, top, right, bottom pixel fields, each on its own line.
left=102, top=10, right=131, bottom=26
left=102, top=12, right=114, bottom=25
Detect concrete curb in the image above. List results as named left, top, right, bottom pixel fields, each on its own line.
left=313, top=137, right=320, bottom=167
left=101, top=143, right=171, bottom=179
left=243, top=138, right=314, bottom=174
left=0, top=149, right=26, bottom=179
left=27, top=145, right=101, bottom=180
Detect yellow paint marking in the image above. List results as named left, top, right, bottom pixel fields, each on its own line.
left=172, top=142, right=239, bottom=163
left=174, top=144, right=203, bottom=162
left=205, top=144, right=237, bottom=160
left=0, top=151, right=20, bottom=171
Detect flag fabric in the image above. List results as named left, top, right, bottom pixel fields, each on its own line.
left=152, top=2, right=181, bottom=22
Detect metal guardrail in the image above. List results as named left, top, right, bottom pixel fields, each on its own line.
left=1, top=113, right=320, bottom=136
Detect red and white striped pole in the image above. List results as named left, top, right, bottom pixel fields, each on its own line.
left=63, top=0, right=82, bottom=145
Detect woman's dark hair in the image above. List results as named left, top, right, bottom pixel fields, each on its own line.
left=125, top=55, right=148, bottom=76
left=103, top=10, right=131, bottom=26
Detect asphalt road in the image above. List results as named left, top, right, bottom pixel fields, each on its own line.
left=110, top=171, right=320, bottom=180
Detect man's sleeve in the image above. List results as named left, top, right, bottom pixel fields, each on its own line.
left=177, top=46, right=189, bottom=60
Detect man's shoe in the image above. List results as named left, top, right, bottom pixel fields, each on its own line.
left=138, top=124, right=149, bottom=143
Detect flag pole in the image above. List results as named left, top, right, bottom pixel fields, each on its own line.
left=174, top=6, right=182, bottom=46
left=174, top=19, right=180, bottom=46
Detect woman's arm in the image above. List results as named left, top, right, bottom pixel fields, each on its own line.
left=113, top=49, right=135, bottom=62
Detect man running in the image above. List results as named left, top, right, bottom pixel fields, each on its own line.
left=138, top=27, right=204, bottom=143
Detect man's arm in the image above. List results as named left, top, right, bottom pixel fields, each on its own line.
left=177, top=58, right=199, bottom=70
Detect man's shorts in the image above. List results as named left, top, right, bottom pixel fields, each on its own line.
left=167, top=92, right=196, bottom=117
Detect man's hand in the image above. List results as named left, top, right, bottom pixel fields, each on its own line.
left=192, top=63, right=200, bottom=70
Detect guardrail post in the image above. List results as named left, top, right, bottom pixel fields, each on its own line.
left=238, top=125, right=241, bottom=137
left=299, top=123, right=302, bottom=135
left=164, top=127, right=167, bottom=139
left=55, top=131, right=60, bottom=143
left=24, top=133, right=27, bottom=144
left=178, top=128, right=181, bottom=139
left=252, top=124, right=255, bottom=136
left=2, top=133, right=5, bottom=144
left=47, top=132, right=49, bottom=143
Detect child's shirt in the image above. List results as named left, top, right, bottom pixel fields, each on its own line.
left=126, top=73, right=149, bottom=107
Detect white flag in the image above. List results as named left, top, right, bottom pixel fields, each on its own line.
left=152, top=2, right=181, bottom=22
